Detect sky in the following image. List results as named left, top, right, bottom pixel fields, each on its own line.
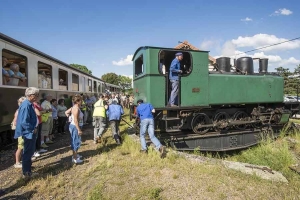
left=0, top=0, right=300, bottom=79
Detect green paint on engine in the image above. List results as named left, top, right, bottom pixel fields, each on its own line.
left=132, top=47, right=284, bottom=107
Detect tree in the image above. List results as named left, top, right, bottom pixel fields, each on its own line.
left=70, top=64, right=92, bottom=74
left=118, top=75, right=132, bottom=91
left=101, top=73, right=119, bottom=85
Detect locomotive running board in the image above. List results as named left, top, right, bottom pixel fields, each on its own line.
left=160, top=128, right=282, bottom=151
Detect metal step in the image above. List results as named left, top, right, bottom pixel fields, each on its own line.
left=166, top=128, right=181, bottom=133
left=162, top=117, right=180, bottom=121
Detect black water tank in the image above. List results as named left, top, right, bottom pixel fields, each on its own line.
left=259, top=58, right=268, bottom=73
left=216, top=57, right=231, bottom=72
left=236, top=57, right=254, bottom=74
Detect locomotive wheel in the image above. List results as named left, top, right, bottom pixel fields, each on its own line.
left=191, top=113, right=210, bottom=134
left=233, top=111, right=249, bottom=130
left=213, top=112, right=230, bottom=132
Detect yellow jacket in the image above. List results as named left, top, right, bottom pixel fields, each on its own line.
left=93, top=99, right=106, bottom=117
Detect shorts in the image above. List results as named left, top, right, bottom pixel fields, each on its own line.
left=18, top=137, right=24, bottom=149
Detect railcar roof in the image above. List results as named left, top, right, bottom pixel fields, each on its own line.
left=0, top=32, right=118, bottom=86
left=132, top=46, right=210, bottom=61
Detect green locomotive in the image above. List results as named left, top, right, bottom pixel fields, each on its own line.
left=131, top=46, right=291, bottom=151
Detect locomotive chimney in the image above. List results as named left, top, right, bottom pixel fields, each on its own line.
left=259, top=58, right=268, bottom=73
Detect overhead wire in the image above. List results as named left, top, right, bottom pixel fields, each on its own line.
left=234, top=36, right=300, bottom=56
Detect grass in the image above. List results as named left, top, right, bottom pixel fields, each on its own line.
left=2, top=111, right=300, bottom=199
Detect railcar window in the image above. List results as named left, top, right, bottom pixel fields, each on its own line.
left=158, top=50, right=192, bottom=76
left=101, top=83, right=105, bottom=93
left=59, top=69, right=68, bottom=90
left=88, top=79, right=92, bottom=92
left=93, top=80, right=97, bottom=93
left=98, top=82, right=101, bottom=93
left=134, top=55, right=143, bottom=77
left=38, top=62, right=52, bottom=89
left=72, top=74, right=79, bottom=91
left=2, top=49, right=27, bottom=86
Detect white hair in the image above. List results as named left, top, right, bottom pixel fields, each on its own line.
left=25, top=87, right=39, bottom=97
left=10, top=63, right=19, bottom=71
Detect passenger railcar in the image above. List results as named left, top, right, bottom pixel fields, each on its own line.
left=0, top=33, right=120, bottom=147
left=131, top=46, right=291, bottom=151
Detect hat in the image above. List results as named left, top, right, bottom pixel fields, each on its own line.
left=175, top=52, right=183, bottom=56
left=137, top=99, right=143, bottom=104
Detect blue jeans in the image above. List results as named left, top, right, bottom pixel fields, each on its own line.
left=69, top=124, right=81, bottom=151
left=169, top=80, right=179, bottom=105
left=22, top=136, right=37, bottom=175
left=140, top=118, right=162, bottom=151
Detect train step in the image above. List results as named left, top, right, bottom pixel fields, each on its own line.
left=162, top=117, right=180, bottom=121
left=166, top=128, right=181, bottom=133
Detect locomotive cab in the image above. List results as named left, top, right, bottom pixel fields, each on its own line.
left=132, top=46, right=210, bottom=109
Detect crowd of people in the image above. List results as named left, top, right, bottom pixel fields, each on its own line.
left=12, top=87, right=167, bottom=180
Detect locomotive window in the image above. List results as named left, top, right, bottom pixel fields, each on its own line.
left=158, top=50, right=192, bottom=76
left=134, top=55, right=144, bottom=77
left=2, top=49, right=28, bottom=87
left=93, top=80, right=97, bottom=93
left=59, top=69, right=68, bottom=90
left=88, top=79, right=92, bottom=92
left=38, top=62, right=52, bottom=89
left=72, top=74, right=79, bottom=91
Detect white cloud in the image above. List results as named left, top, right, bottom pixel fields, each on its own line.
left=221, top=41, right=236, bottom=57
left=200, top=40, right=215, bottom=50
left=112, top=54, right=133, bottom=66
left=271, top=8, right=293, bottom=16
left=231, top=34, right=300, bottom=52
left=241, top=17, right=252, bottom=22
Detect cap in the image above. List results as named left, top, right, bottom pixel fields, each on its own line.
left=175, top=52, right=183, bottom=56
left=137, top=99, right=143, bottom=104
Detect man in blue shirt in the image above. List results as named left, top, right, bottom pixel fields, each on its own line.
left=106, top=100, right=124, bottom=144
left=169, top=52, right=183, bottom=106
left=136, top=99, right=166, bottom=158
left=15, top=87, right=39, bottom=178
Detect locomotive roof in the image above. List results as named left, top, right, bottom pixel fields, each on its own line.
left=132, top=46, right=210, bottom=61
left=0, top=32, right=115, bottom=85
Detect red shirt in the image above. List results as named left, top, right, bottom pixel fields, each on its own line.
left=33, top=102, right=42, bottom=124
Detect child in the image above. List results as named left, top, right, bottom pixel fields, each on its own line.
left=13, top=96, right=26, bottom=168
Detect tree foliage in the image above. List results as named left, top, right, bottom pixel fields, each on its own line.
left=101, top=73, right=132, bottom=91
left=70, top=64, right=92, bottom=74
left=118, top=75, right=132, bottom=90
left=276, top=64, right=300, bottom=95
left=101, top=73, right=119, bottom=85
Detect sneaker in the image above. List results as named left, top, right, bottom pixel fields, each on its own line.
left=41, top=143, right=49, bottom=148
left=72, top=157, right=83, bottom=164
left=33, top=152, right=40, bottom=157
left=77, top=154, right=83, bottom=159
left=39, top=149, right=48, bottom=153
left=14, top=163, right=22, bottom=168
left=45, top=140, right=54, bottom=144
left=140, top=150, right=148, bottom=154
left=159, top=146, right=166, bottom=158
